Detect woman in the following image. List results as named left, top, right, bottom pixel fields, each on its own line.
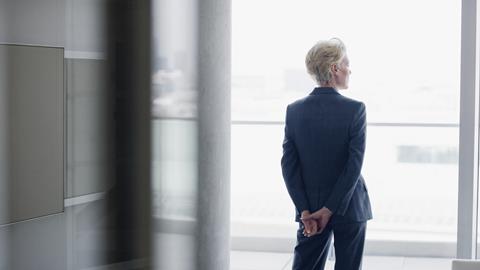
left=281, top=38, right=372, bottom=270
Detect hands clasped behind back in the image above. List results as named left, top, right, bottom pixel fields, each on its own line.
left=300, top=207, right=333, bottom=237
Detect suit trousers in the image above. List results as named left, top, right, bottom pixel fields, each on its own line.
left=292, top=220, right=367, bottom=270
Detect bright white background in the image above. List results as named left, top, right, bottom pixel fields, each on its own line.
left=231, top=0, right=461, bottom=255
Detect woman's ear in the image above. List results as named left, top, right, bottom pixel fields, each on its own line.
left=331, top=64, right=338, bottom=73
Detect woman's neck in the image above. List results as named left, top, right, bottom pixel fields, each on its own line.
left=319, top=82, right=336, bottom=89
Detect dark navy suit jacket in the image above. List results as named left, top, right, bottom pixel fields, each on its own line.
left=281, top=87, right=372, bottom=223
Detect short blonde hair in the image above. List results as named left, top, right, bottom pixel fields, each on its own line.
left=305, top=38, right=346, bottom=84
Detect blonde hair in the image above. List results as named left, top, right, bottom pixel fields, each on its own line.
left=305, top=38, right=346, bottom=84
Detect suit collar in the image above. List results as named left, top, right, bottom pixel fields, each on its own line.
left=309, top=87, right=340, bottom=96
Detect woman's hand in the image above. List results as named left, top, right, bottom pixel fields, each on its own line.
left=301, top=207, right=333, bottom=235
left=300, top=210, right=318, bottom=237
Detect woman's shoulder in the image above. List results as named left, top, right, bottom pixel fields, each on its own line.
left=336, top=94, right=365, bottom=110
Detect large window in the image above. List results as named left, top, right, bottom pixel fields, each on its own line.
left=232, top=0, right=460, bottom=256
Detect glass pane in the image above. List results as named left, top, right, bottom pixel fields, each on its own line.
left=152, top=0, right=199, bottom=269
left=232, top=124, right=458, bottom=239
left=232, top=0, right=460, bottom=124
left=232, top=0, right=460, bottom=262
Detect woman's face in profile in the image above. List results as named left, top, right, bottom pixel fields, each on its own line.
left=335, top=55, right=351, bottom=90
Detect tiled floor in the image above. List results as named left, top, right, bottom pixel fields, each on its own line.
left=230, top=251, right=452, bottom=270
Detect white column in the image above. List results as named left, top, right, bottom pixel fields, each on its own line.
left=197, top=0, right=232, bottom=269
left=457, top=0, right=479, bottom=259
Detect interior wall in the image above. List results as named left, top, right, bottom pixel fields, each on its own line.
left=0, top=0, right=111, bottom=269
left=0, top=0, right=65, bottom=46
left=0, top=44, right=64, bottom=225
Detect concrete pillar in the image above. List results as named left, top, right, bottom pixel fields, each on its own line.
left=197, top=0, right=231, bottom=269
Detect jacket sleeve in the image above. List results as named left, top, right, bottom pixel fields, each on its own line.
left=281, top=105, right=310, bottom=213
left=324, top=102, right=366, bottom=215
